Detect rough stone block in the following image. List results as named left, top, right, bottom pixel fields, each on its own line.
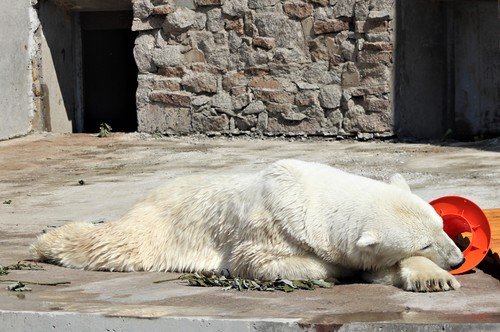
left=191, top=95, right=212, bottom=107
left=242, top=101, right=266, bottom=115
left=152, top=4, right=174, bottom=15
left=363, top=20, right=388, bottom=33
left=238, top=44, right=270, bottom=66
left=248, top=0, right=279, bottom=9
left=152, top=45, right=183, bottom=67
left=319, top=84, right=342, bottom=108
left=266, top=102, right=294, bottom=117
left=301, top=16, right=314, bottom=42
left=134, top=43, right=157, bottom=74
left=158, top=66, right=185, bottom=77
left=296, top=81, right=319, bottom=90
left=295, top=90, right=319, bottom=106
left=192, top=113, right=229, bottom=132
left=266, top=105, right=326, bottom=135
left=308, top=39, right=328, bottom=62
left=362, top=97, right=390, bottom=113
left=248, top=76, right=281, bottom=90
left=313, top=19, right=349, bottom=34
left=253, top=89, right=294, bottom=104
left=134, top=0, right=154, bottom=19
left=222, top=71, right=247, bottom=90
left=256, top=111, right=268, bottom=131
left=282, top=112, right=308, bottom=121
left=341, top=62, right=360, bottom=87
left=189, top=63, right=221, bottom=74
left=332, top=0, right=355, bottom=18
left=152, top=78, right=181, bottom=91
left=211, top=91, right=233, bottom=110
left=193, top=12, right=208, bottom=30
left=234, top=115, right=257, bottom=130
left=308, top=0, right=328, bottom=6
left=182, top=72, right=218, bottom=93
left=362, top=41, right=392, bottom=51
left=367, top=10, right=391, bottom=20
left=132, top=17, right=164, bottom=31
left=253, top=37, right=276, bottom=50
left=303, top=62, right=339, bottom=85
left=365, top=32, right=391, bottom=42
left=283, top=2, right=314, bottom=19
left=325, top=108, right=343, bottom=128
left=254, top=13, right=306, bottom=51
left=149, top=91, right=192, bottom=107
left=344, top=84, right=390, bottom=97
left=137, top=105, right=192, bottom=134
left=204, top=46, right=231, bottom=69
left=225, top=18, right=244, bottom=34
left=195, top=0, right=224, bottom=5
left=230, top=86, right=247, bottom=96
left=174, top=0, right=196, bottom=10
left=231, top=93, right=251, bottom=110
left=164, top=7, right=197, bottom=31
left=343, top=104, right=391, bottom=133
left=357, top=50, right=392, bottom=65
left=273, top=48, right=310, bottom=65
left=184, top=48, right=206, bottom=64
left=222, top=0, right=248, bottom=17
left=207, top=8, right=223, bottom=32
left=338, top=39, right=355, bottom=62
left=354, top=20, right=366, bottom=33
left=354, top=0, right=369, bottom=20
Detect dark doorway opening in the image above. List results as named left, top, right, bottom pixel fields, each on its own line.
left=81, top=11, right=138, bottom=133
left=394, top=0, right=499, bottom=140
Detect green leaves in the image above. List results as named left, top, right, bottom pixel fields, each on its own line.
left=178, top=272, right=334, bottom=292
left=98, top=123, right=112, bottom=138
left=0, top=261, right=44, bottom=276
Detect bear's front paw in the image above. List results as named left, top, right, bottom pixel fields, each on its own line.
left=400, top=264, right=460, bottom=292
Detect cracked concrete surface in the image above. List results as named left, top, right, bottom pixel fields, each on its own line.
left=0, top=133, right=499, bottom=331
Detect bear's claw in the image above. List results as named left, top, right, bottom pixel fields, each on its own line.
left=403, top=272, right=460, bottom=292
left=399, top=256, right=461, bottom=292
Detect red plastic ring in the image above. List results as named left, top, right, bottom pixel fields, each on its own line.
left=430, top=196, right=491, bottom=275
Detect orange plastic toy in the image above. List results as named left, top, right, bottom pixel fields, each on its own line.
left=430, top=196, right=491, bottom=275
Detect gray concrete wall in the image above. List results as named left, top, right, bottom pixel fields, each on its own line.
left=393, top=0, right=446, bottom=139
left=453, top=1, right=499, bottom=139
left=394, top=0, right=499, bottom=140
left=0, top=0, right=35, bottom=140
left=38, top=1, right=77, bottom=133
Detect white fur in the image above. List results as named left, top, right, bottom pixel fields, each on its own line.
left=31, top=160, right=464, bottom=291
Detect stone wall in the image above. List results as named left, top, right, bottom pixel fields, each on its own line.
left=133, top=0, right=394, bottom=137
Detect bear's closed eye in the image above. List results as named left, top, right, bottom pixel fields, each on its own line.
left=420, top=244, right=432, bottom=250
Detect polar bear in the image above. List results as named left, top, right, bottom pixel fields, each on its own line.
left=31, top=159, right=464, bottom=292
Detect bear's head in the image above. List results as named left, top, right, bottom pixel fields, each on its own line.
left=355, top=174, right=464, bottom=271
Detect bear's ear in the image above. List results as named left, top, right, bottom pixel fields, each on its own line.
left=356, top=231, right=380, bottom=248
left=389, top=173, right=411, bottom=192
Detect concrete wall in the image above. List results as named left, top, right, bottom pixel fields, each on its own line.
left=0, top=0, right=35, bottom=140
left=37, top=1, right=77, bottom=133
left=453, top=1, right=499, bottom=139
left=393, top=0, right=446, bottom=139
left=394, top=0, right=499, bottom=140
left=133, top=0, right=395, bottom=138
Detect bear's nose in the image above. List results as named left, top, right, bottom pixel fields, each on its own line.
left=450, top=257, right=465, bottom=270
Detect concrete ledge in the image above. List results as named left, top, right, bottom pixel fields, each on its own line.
left=1, top=311, right=498, bottom=332
left=0, top=311, right=301, bottom=332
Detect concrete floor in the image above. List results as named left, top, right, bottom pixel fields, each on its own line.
left=0, top=133, right=499, bottom=331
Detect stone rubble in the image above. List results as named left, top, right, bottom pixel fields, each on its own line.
left=133, top=0, right=394, bottom=136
